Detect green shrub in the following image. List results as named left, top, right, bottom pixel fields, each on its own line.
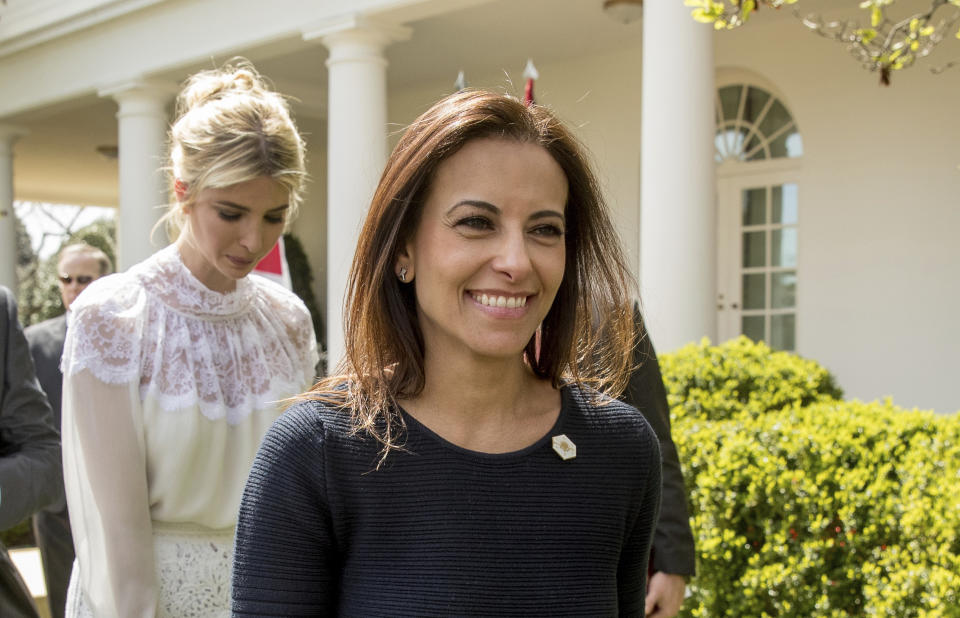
left=661, top=340, right=960, bottom=617
left=661, top=337, right=843, bottom=422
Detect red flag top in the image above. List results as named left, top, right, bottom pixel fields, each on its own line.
left=523, top=59, right=539, bottom=106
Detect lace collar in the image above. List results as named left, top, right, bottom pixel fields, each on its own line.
left=136, top=244, right=257, bottom=319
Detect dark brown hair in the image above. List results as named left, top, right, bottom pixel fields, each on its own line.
left=307, top=89, right=637, bottom=460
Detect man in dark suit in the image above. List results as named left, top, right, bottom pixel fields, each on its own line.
left=621, top=306, right=696, bottom=618
left=0, top=285, right=62, bottom=618
left=24, top=243, right=111, bottom=618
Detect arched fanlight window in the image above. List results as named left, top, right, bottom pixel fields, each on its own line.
left=715, top=84, right=803, bottom=163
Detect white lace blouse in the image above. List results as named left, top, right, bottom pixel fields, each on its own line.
left=60, top=244, right=318, bottom=618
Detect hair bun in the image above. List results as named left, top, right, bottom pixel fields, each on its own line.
left=178, top=61, right=265, bottom=112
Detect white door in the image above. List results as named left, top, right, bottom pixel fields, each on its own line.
left=716, top=171, right=799, bottom=351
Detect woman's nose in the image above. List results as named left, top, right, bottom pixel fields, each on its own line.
left=239, top=223, right=265, bottom=254
left=491, top=232, right=533, bottom=280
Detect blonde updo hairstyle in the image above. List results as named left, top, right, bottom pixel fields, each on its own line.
left=162, top=60, right=306, bottom=240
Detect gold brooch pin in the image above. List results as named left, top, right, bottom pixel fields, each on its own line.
left=552, top=434, right=576, bottom=461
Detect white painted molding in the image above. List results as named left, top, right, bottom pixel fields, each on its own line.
left=0, top=0, right=168, bottom=58
left=302, top=13, right=412, bottom=46
left=98, top=78, right=179, bottom=104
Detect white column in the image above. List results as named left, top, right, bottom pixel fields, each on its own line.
left=99, top=80, right=174, bottom=270
left=0, top=124, right=28, bottom=293
left=304, top=16, right=411, bottom=369
left=639, top=1, right=716, bottom=351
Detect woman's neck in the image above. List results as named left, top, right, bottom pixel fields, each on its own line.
left=400, top=350, right=561, bottom=454
left=175, top=236, right=237, bottom=293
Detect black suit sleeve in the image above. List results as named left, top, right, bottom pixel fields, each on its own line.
left=620, top=306, right=696, bottom=576
left=0, top=287, right=63, bottom=530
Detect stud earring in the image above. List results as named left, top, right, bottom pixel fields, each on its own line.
left=399, top=267, right=407, bottom=282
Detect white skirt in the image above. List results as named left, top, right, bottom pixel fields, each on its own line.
left=65, top=524, right=234, bottom=617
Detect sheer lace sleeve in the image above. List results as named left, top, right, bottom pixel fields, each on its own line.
left=62, top=369, right=157, bottom=618
left=61, top=274, right=147, bottom=384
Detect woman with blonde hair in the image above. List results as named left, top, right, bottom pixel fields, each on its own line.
left=61, top=61, right=317, bottom=617
left=232, top=90, right=661, bottom=616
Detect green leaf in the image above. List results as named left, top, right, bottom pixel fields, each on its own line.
left=692, top=9, right=719, bottom=23
left=857, top=28, right=878, bottom=44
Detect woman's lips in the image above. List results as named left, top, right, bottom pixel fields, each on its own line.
left=469, top=292, right=529, bottom=308
left=227, top=255, right=254, bottom=267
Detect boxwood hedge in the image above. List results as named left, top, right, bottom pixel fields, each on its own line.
left=660, top=337, right=960, bottom=617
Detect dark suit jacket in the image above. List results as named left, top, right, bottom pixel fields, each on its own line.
left=24, top=315, right=66, bottom=429
left=25, top=314, right=73, bottom=618
left=0, top=286, right=62, bottom=531
left=621, top=308, right=696, bottom=576
left=0, top=287, right=57, bottom=618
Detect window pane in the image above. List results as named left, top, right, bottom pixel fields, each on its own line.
left=742, top=188, right=766, bottom=226
left=743, top=273, right=765, bottom=310
left=759, top=99, right=791, bottom=138
left=772, top=184, right=798, bottom=224
left=743, top=87, right=771, bottom=126
left=719, top=85, right=741, bottom=122
left=714, top=127, right=735, bottom=160
left=785, top=131, right=804, bottom=157
left=772, top=228, right=797, bottom=267
left=743, top=133, right=764, bottom=161
left=743, top=231, right=766, bottom=268
left=715, top=126, right=750, bottom=161
left=771, top=271, right=797, bottom=308
left=742, top=315, right=765, bottom=342
left=746, top=146, right=767, bottom=162
left=768, top=127, right=802, bottom=159
left=727, top=127, right=747, bottom=156
left=771, top=314, right=796, bottom=351
left=714, top=84, right=800, bottom=160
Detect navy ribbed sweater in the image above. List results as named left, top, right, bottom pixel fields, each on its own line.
left=231, top=385, right=661, bottom=617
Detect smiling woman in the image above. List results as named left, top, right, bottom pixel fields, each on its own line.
left=398, top=138, right=568, bottom=383
left=232, top=90, right=662, bottom=616
left=58, top=61, right=318, bottom=618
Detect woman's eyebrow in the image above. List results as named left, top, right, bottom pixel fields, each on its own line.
left=530, top=209, right=565, bottom=222
left=446, top=201, right=564, bottom=222
left=215, top=201, right=289, bottom=213
left=446, top=199, right=499, bottom=216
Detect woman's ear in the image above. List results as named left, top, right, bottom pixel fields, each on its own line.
left=395, top=244, right=414, bottom=283
left=174, top=179, right=189, bottom=205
